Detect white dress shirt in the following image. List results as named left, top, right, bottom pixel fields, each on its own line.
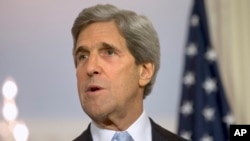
left=90, top=110, right=152, bottom=141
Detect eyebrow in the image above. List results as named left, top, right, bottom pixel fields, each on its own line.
left=101, top=42, right=121, bottom=55
left=102, top=42, right=116, bottom=49
left=74, top=46, right=87, bottom=57
left=74, top=42, right=120, bottom=56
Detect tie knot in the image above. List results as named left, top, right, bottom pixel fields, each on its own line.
left=111, top=131, right=134, bottom=141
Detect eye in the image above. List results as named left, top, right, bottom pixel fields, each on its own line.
left=106, top=48, right=115, bottom=56
left=76, top=53, right=88, bottom=63
left=79, top=54, right=88, bottom=60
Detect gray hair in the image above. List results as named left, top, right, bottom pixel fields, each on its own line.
left=71, top=4, right=160, bottom=98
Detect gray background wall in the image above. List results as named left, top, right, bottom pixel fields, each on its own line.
left=0, top=0, right=192, bottom=140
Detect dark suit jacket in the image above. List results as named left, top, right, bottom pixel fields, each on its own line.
left=73, top=118, right=187, bottom=141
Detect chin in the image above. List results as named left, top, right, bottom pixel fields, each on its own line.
left=84, top=107, right=109, bottom=120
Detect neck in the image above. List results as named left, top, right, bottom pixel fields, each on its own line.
left=94, top=103, right=143, bottom=131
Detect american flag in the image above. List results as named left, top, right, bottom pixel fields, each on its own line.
left=177, top=0, right=234, bottom=141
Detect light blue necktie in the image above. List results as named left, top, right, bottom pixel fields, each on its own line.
left=111, top=131, right=134, bottom=141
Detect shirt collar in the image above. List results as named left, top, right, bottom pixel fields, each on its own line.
left=127, top=110, right=152, bottom=141
left=90, top=122, right=115, bottom=141
left=90, top=110, right=152, bottom=141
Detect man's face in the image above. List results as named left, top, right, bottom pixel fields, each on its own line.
left=74, top=21, right=144, bottom=122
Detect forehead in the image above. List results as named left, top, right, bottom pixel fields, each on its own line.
left=76, top=21, right=126, bottom=48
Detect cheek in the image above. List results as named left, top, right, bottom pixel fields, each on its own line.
left=76, top=68, right=87, bottom=97
left=76, top=67, right=87, bottom=83
left=110, top=65, right=140, bottom=97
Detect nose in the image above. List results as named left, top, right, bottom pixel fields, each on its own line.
left=86, top=54, right=101, bottom=76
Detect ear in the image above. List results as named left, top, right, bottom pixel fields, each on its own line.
left=138, top=62, right=155, bottom=87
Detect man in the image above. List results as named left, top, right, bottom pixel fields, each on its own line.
left=71, top=4, right=187, bottom=141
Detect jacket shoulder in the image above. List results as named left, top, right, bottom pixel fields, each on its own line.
left=73, top=124, right=92, bottom=141
left=150, top=118, right=188, bottom=141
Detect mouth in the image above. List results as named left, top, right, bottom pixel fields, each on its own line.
left=86, top=85, right=103, bottom=93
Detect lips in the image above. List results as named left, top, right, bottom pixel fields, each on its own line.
left=86, top=85, right=103, bottom=93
